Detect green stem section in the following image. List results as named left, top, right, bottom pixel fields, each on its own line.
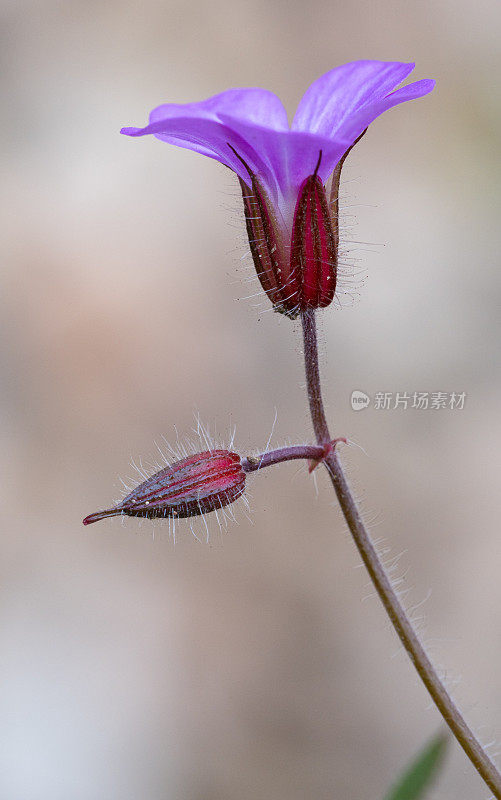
left=300, top=307, right=501, bottom=799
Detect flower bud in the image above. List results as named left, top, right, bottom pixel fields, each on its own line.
left=83, top=450, right=246, bottom=525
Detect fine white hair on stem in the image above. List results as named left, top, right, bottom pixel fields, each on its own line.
left=257, top=407, right=278, bottom=470
left=352, top=512, right=471, bottom=717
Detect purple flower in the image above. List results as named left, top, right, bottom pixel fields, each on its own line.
left=122, top=61, right=434, bottom=316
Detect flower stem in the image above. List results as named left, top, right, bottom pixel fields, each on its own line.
left=241, top=445, right=325, bottom=473
left=300, top=307, right=501, bottom=798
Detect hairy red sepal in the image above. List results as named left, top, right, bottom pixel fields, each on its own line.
left=290, top=171, right=337, bottom=310
left=238, top=176, right=298, bottom=318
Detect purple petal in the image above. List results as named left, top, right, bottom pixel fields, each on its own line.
left=335, top=78, right=436, bottom=143
left=155, top=88, right=289, bottom=130
left=292, top=60, right=416, bottom=136
left=121, top=88, right=289, bottom=197
left=123, top=111, right=353, bottom=210
left=121, top=65, right=435, bottom=211
left=218, top=113, right=352, bottom=203
left=121, top=116, right=276, bottom=190
left=147, top=89, right=289, bottom=150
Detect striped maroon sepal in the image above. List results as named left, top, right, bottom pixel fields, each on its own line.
left=290, top=167, right=337, bottom=310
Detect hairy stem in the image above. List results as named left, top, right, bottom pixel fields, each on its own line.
left=241, top=444, right=325, bottom=473
left=300, top=307, right=501, bottom=798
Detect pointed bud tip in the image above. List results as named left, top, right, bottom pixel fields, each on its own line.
left=82, top=509, right=119, bottom=526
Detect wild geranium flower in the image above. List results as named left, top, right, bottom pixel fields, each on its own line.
left=121, top=60, right=434, bottom=317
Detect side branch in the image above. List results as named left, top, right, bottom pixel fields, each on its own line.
left=241, top=444, right=325, bottom=473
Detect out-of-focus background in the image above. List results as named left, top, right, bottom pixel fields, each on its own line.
left=2, top=1, right=501, bottom=798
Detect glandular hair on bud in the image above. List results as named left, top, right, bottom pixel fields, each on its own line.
left=83, top=450, right=246, bottom=525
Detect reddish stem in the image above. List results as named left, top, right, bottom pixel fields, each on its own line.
left=241, top=440, right=346, bottom=474
left=300, top=307, right=501, bottom=799
left=241, top=445, right=324, bottom=473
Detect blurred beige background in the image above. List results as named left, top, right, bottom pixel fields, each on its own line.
left=1, top=0, right=501, bottom=798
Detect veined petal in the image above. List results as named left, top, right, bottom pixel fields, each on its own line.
left=123, top=112, right=351, bottom=209
left=122, top=89, right=288, bottom=198
left=121, top=115, right=277, bottom=192
left=335, top=78, right=436, bottom=143
left=148, top=89, right=289, bottom=150
left=161, top=88, right=288, bottom=130
left=218, top=113, right=352, bottom=205
left=122, top=64, right=434, bottom=207
left=292, top=60, right=416, bottom=137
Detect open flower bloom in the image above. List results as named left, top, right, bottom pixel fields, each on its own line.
left=122, top=61, right=434, bottom=317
